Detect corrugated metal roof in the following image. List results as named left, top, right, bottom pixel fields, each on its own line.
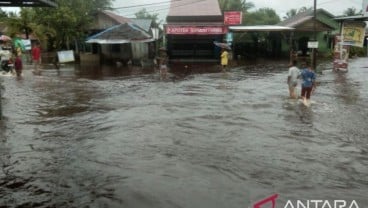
left=168, top=0, right=222, bottom=17
left=278, top=8, right=337, bottom=31
left=101, top=10, right=132, bottom=24
left=334, top=15, right=368, bottom=21
left=86, top=22, right=154, bottom=44
left=131, top=19, right=153, bottom=32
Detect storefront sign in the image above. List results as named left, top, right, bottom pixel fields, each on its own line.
left=165, top=26, right=227, bottom=35
left=342, top=21, right=366, bottom=47
left=307, top=41, right=318, bottom=48
left=224, top=11, right=242, bottom=25
left=21, top=39, right=31, bottom=50
left=57, top=50, right=75, bottom=63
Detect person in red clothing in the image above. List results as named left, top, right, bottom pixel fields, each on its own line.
left=31, top=42, right=41, bottom=74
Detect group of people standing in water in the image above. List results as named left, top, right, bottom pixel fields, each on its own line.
left=0, top=40, right=42, bottom=77
left=287, top=60, right=317, bottom=106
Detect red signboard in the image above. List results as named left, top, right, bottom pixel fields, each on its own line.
left=165, top=26, right=227, bottom=35
left=224, top=11, right=242, bottom=25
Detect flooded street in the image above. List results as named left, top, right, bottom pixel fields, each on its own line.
left=1, top=58, right=368, bottom=208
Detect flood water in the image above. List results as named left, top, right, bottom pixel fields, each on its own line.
left=1, top=58, right=368, bottom=208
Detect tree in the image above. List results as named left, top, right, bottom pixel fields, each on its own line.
left=343, top=7, right=360, bottom=16
left=283, top=9, right=297, bottom=20
left=6, top=0, right=113, bottom=51
left=135, top=8, right=161, bottom=27
left=218, top=0, right=254, bottom=12
left=0, top=8, right=8, bottom=19
left=298, top=6, right=312, bottom=13
left=283, top=6, right=313, bottom=20
left=245, top=8, right=280, bottom=25
left=5, top=8, right=52, bottom=41
left=33, top=0, right=113, bottom=50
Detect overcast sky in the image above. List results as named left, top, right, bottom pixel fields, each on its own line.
left=1, top=0, right=363, bottom=22
left=113, top=0, right=363, bottom=22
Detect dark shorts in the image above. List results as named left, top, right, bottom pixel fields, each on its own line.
left=301, top=86, right=313, bottom=99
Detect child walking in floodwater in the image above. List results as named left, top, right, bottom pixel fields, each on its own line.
left=300, top=61, right=316, bottom=106
left=287, top=60, right=300, bottom=99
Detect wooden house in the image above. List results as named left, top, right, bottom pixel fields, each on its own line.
left=84, top=10, right=158, bottom=66
left=278, top=9, right=339, bottom=58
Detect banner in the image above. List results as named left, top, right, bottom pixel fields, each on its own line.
left=342, top=21, right=366, bottom=47
left=224, top=11, right=242, bottom=25
left=165, top=26, right=227, bottom=35
left=333, top=36, right=349, bottom=72
left=21, top=39, right=31, bottom=51
left=57, top=50, right=75, bottom=63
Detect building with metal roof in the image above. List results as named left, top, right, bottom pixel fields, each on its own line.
left=165, top=0, right=226, bottom=62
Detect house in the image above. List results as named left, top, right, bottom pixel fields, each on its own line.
left=278, top=9, right=339, bottom=57
left=84, top=10, right=158, bottom=66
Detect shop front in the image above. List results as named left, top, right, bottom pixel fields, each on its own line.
left=165, top=0, right=226, bottom=62
left=165, top=24, right=227, bottom=61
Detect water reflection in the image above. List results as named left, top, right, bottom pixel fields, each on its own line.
left=333, top=72, right=360, bottom=104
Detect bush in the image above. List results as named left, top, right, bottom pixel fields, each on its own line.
left=349, top=46, right=366, bottom=57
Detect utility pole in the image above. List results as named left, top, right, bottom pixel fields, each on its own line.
left=312, top=0, right=317, bottom=71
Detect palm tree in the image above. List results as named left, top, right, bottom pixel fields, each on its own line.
left=219, top=0, right=254, bottom=12
left=343, top=7, right=360, bottom=16
left=5, top=8, right=57, bottom=57
left=283, top=9, right=297, bottom=20
left=298, top=6, right=312, bottom=13
left=5, top=8, right=55, bottom=42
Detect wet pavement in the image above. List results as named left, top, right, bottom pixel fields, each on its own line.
left=0, top=58, right=368, bottom=208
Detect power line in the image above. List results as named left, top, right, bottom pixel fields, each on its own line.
left=115, top=0, right=206, bottom=19
left=113, top=0, right=182, bottom=10
left=318, top=0, right=361, bottom=6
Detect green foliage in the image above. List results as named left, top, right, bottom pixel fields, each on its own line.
left=135, top=8, right=161, bottom=27
left=5, top=0, right=113, bottom=51
left=298, top=6, right=312, bottom=13
left=343, top=7, right=361, bottom=16
left=218, top=0, right=254, bottom=11
left=349, top=46, right=366, bottom=57
left=244, top=8, right=280, bottom=25
left=0, top=8, right=8, bottom=19
left=283, top=9, right=297, bottom=20
left=283, top=7, right=313, bottom=20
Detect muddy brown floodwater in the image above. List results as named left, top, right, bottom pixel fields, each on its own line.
left=1, top=58, right=368, bottom=208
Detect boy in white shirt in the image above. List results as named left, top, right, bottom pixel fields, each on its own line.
left=287, top=60, right=300, bottom=99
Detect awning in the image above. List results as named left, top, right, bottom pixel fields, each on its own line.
left=229, top=25, right=295, bottom=32
left=86, top=22, right=155, bottom=44
left=334, top=15, right=368, bottom=22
